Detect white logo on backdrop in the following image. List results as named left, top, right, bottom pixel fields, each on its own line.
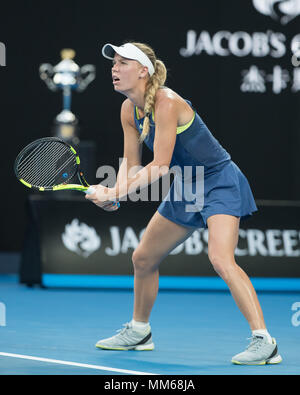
left=241, top=66, right=267, bottom=93
left=179, top=3, right=300, bottom=94
left=91, top=226, right=300, bottom=257
left=253, top=0, right=300, bottom=25
left=241, top=64, right=293, bottom=93
left=62, top=219, right=101, bottom=258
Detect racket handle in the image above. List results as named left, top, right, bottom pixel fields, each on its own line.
left=85, top=186, right=96, bottom=195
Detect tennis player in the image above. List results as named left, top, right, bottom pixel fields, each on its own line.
left=86, top=42, right=282, bottom=365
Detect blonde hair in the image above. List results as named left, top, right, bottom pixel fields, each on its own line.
left=128, top=42, right=167, bottom=142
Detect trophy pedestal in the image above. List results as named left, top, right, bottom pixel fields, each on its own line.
left=52, top=118, right=80, bottom=146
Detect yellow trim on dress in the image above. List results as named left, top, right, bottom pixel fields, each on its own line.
left=176, top=112, right=195, bottom=134
left=135, top=106, right=195, bottom=135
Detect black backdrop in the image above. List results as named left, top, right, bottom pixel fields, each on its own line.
left=0, top=0, right=299, bottom=251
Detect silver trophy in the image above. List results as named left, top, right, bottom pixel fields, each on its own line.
left=39, top=49, right=96, bottom=144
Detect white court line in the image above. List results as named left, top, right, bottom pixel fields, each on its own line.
left=0, top=352, right=157, bottom=375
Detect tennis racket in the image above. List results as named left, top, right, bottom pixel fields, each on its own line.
left=14, top=137, right=120, bottom=207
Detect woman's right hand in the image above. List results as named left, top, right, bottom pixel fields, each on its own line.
left=85, top=185, right=120, bottom=211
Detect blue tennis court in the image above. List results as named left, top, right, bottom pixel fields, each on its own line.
left=0, top=274, right=299, bottom=375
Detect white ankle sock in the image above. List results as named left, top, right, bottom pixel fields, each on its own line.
left=131, top=319, right=150, bottom=331
left=252, top=329, right=272, bottom=344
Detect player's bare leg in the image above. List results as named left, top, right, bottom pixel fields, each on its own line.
left=132, top=211, right=194, bottom=322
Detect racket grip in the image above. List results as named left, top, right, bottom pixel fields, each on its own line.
left=85, top=186, right=96, bottom=195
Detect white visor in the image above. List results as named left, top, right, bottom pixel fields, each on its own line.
left=101, top=43, right=155, bottom=77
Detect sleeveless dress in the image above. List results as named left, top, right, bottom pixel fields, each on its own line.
left=134, top=100, right=257, bottom=229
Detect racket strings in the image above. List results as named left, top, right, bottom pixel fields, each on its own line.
left=18, top=141, right=50, bottom=169
left=17, top=143, right=67, bottom=186
left=20, top=154, right=76, bottom=188
left=17, top=141, right=55, bottom=176
left=27, top=146, right=72, bottom=187
left=39, top=154, right=76, bottom=187
left=16, top=140, right=77, bottom=188
left=17, top=142, right=67, bottom=181
left=32, top=153, right=75, bottom=187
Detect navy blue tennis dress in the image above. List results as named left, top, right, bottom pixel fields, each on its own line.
left=134, top=99, right=257, bottom=229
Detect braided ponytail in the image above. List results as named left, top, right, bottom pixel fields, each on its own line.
left=129, top=42, right=167, bottom=142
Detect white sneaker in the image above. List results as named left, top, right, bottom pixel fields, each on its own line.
left=231, top=334, right=282, bottom=365
left=95, top=322, right=155, bottom=351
